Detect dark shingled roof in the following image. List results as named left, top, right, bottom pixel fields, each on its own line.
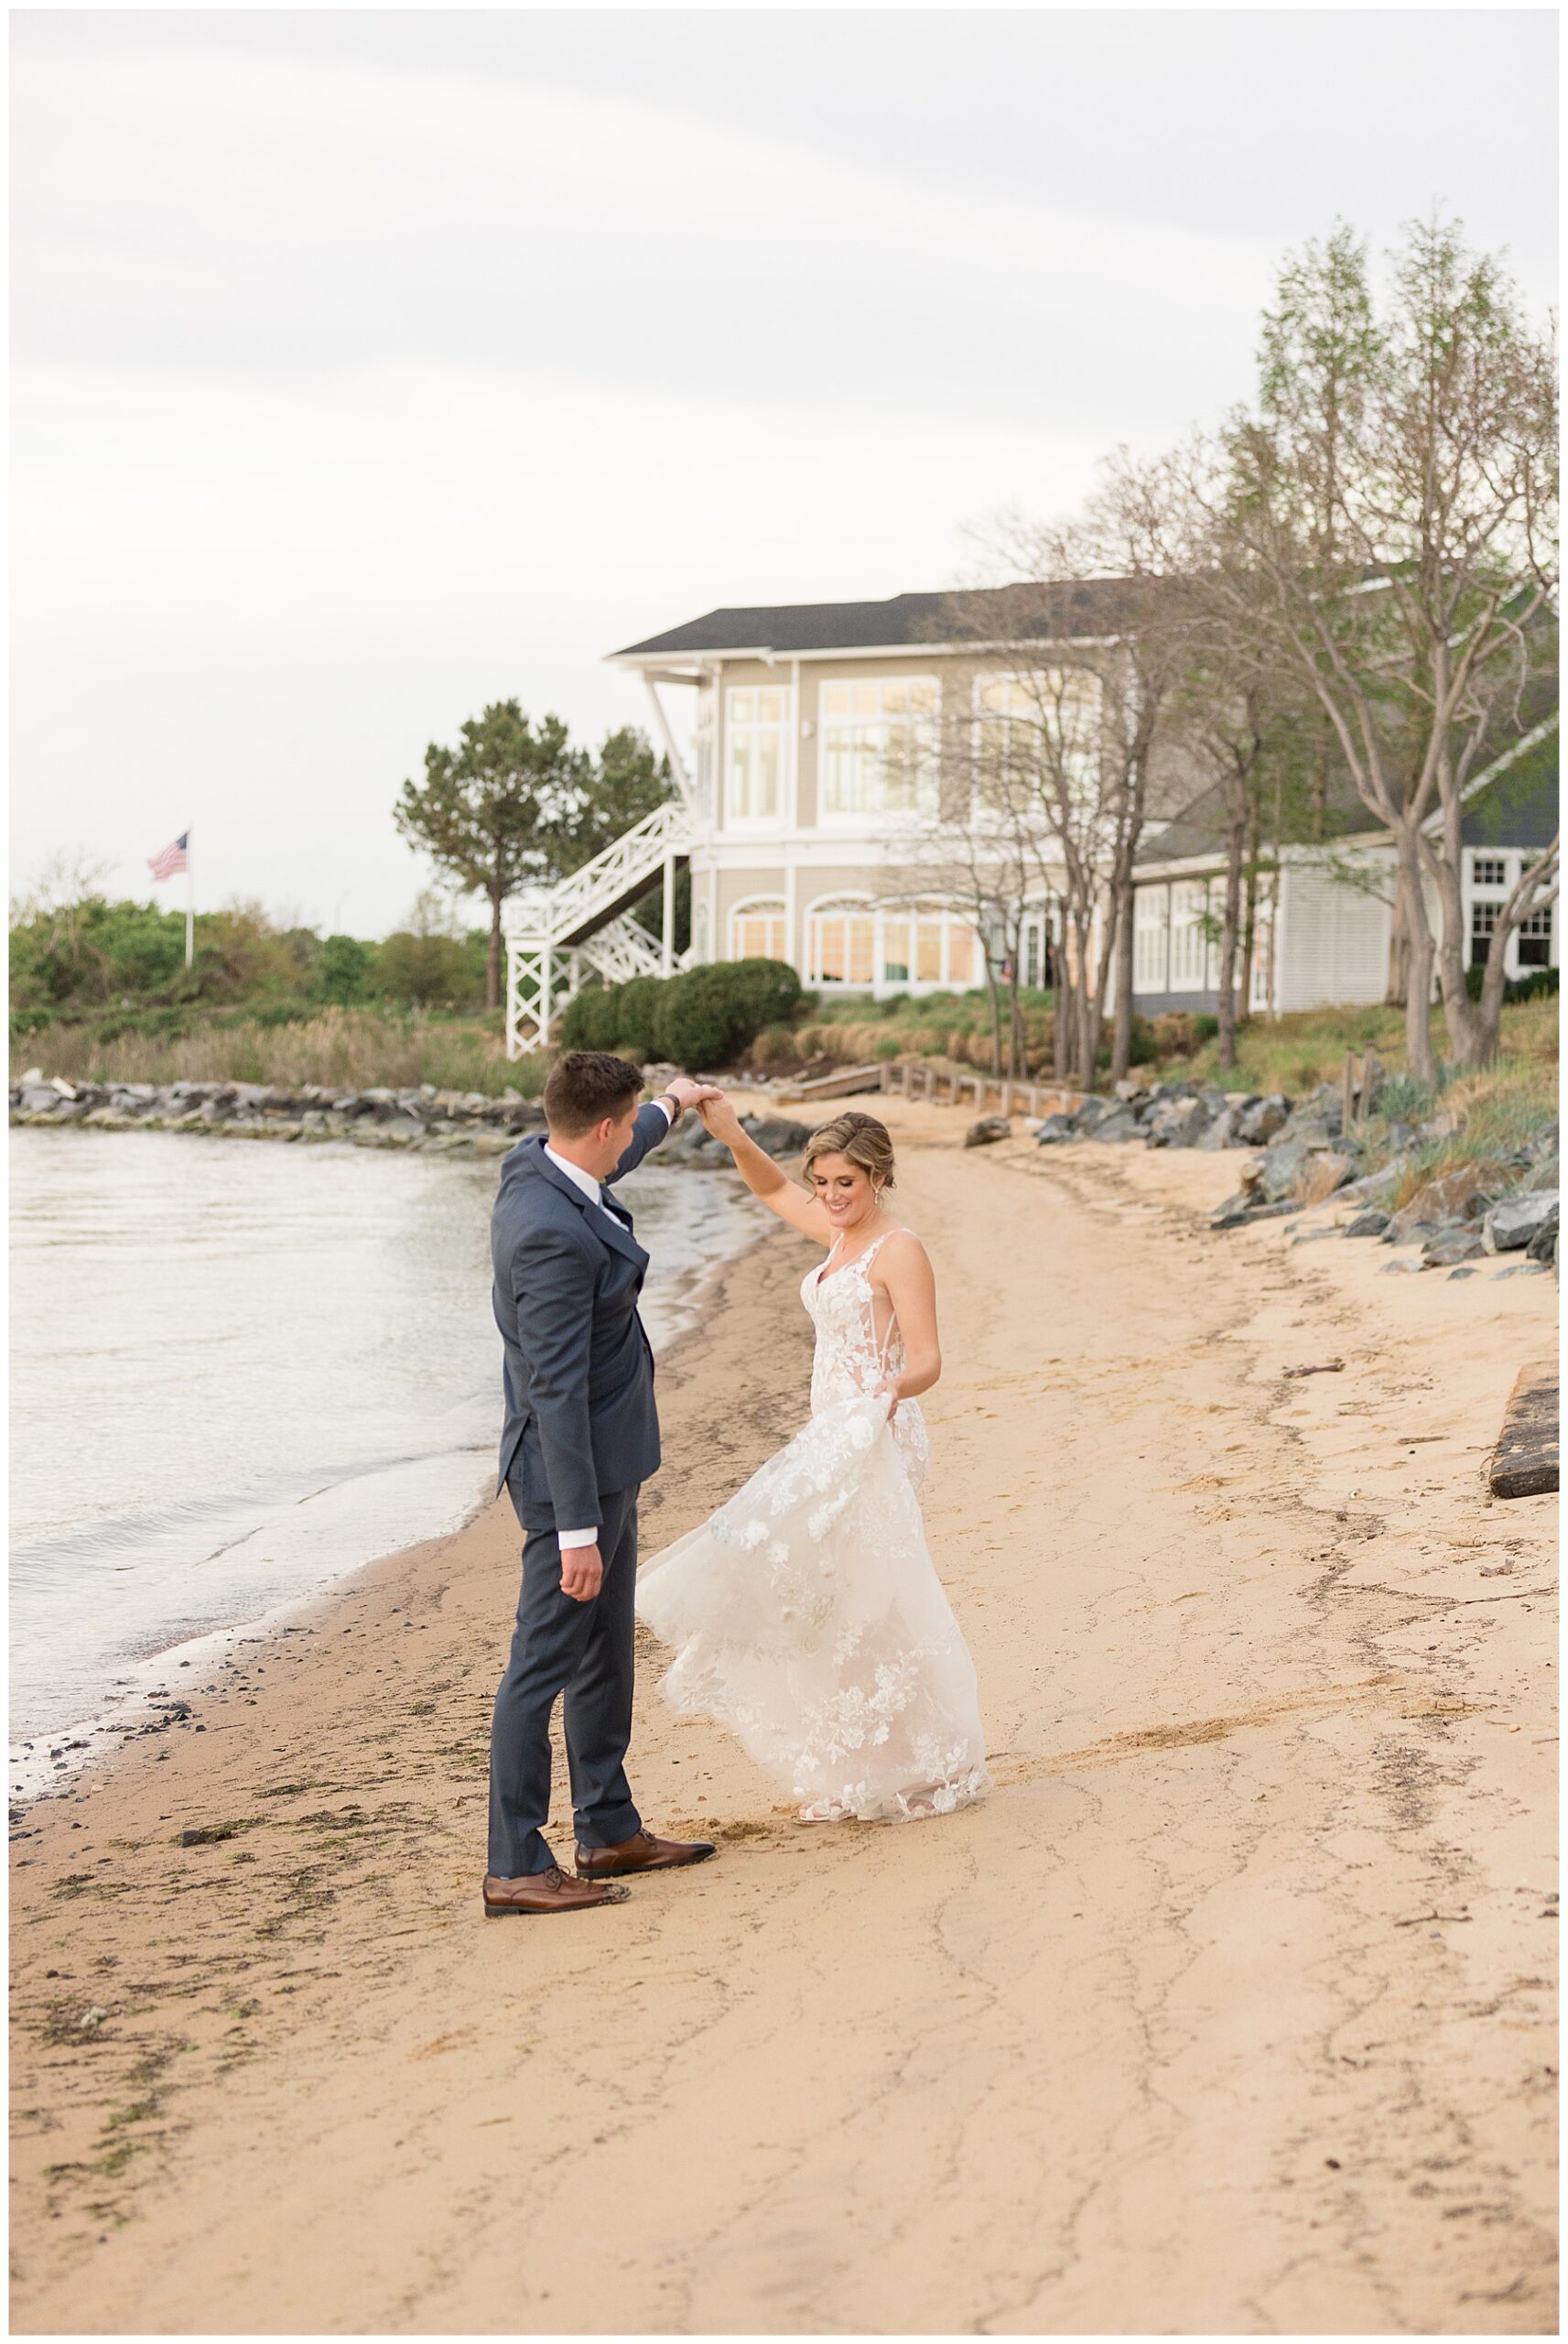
left=1139, top=722, right=1559, bottom=868
left=612, top=581, right=1130, bottom=659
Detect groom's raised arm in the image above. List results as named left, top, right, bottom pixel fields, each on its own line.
left=606, top=1099, right=678, bottom=1187
left=607, top=1080, right=725, bottom=1186
left=511, top=1223, right=600, bottom=1536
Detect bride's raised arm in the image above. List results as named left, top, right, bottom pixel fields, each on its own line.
left=697, top=1096, right=834, bottom=1243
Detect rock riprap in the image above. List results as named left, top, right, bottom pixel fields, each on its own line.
left=8, top=1075, right=812, bottom=1167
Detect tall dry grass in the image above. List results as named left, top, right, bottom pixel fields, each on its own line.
left=11, top=1010, right=549, bottom=1098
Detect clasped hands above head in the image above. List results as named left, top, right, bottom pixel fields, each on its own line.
left=664, top=1077, right=726, bottom=1114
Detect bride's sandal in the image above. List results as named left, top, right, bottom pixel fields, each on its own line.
left=797, top=1799, right=853, bottom=1824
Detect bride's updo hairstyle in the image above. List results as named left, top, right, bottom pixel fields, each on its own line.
left=801, top=1111, right=896, bottom=1194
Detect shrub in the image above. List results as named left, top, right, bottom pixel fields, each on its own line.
left=559, top=982, right=622, bottom=1052
left=563, top=958, right=806, bottom=1072
left=612, top=975, right=664, bottom=1060
left=1465, top=962, right=1560, bottom=1004
left=653, top=966, right=739, bottom=1070
left=1125, top=1015, right=1158, bottom=1067
left=749, top=1024, right=800, bottom=1072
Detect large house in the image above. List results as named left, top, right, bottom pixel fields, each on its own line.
left=502, top=588, right=1558, bottom=1053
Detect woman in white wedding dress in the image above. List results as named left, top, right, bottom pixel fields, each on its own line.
left=635, top=1106, right=989, bottom=1824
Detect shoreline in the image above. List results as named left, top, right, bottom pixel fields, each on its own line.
left=10, top=1095, right=1557, bottom=2335
left=9, top=1144, right=768, bottom=1806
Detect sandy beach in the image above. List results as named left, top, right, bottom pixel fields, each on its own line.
left=10, top=1091, right=1557, bottom=2336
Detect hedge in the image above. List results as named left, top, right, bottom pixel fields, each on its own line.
left=559, top=958, right=805, bottom=1069
left=1464, top=962, right=1559, bottom=1004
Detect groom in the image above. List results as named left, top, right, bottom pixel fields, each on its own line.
left=484, top=1050, right=724, bottom=1915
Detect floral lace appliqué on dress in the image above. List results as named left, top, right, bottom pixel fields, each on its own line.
left=636, top=1229, right=989, bottom=1822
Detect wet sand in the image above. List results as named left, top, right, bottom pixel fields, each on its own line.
left=9, top=1094, right=1558, bottom=2334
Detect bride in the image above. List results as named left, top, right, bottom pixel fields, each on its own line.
left=635, top=1105, right=989, bottom=1824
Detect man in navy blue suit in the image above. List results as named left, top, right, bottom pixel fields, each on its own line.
left=484, top=1050, right=724, bottom=1915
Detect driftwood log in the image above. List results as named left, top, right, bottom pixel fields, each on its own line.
left=1488, top=1362, right=1560, bottom=1501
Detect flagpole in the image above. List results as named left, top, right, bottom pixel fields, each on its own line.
left=185, top=830, right=194, bottom=971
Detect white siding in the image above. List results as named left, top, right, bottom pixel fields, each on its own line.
left=1277, top=863, right=1392, bottom=1012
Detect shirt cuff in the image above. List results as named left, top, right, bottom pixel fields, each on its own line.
left=557, top=1526, right=599, bottom=1550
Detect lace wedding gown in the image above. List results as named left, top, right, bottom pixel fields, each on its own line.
left=635, top=1229, right=990, bottom=1822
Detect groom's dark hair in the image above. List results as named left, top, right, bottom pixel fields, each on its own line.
left=544, top=1050, right=646, bottom=1137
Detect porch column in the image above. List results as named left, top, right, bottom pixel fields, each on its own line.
left=661, top=852, right=676, bottom=977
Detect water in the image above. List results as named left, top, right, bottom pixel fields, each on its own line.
left=10, top=1130, right=762, bottom=1793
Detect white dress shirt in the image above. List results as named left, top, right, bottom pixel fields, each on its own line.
left=546, top=1097, right=676, bottom=1553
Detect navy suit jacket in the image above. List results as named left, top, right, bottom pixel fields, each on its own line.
left=491, top=1103, right=670, bottom=1533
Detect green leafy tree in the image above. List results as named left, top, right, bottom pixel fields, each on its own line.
left=318, top=934, right=372, bottom=1006
left=553, top=726, right=673, bottom=874
left=395, top=700, right=589, bottom=1010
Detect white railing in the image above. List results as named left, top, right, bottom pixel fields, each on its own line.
left=504, top=801, right=693, bottom=1055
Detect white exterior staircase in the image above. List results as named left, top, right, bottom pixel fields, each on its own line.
left=503, top=800, right=693, bottom=1054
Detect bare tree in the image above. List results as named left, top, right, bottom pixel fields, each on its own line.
left=965, top=450, right=1201, bottom=1087
left=1192, top=215, right=1558, bottom=1077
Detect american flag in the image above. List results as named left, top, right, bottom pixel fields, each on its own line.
left=147, top=831, right=189, bottom=881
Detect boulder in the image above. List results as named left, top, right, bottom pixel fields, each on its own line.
left=1280, top=1084, right=1345, bottom=1142
left=1234, top=1093, right=1292, bottom=1146
left=1344, top=1208, right=1391, bottom=1239
left=1336, top=1157, right=1407, bottom=1208
left=964, top=1115, right=1011, bottom=1149
left=1144, top=1096, right=1212, bottom=1149
left=1196, top=1105, right=1242, bottom=1151
left=1299, top=1151, right=1357, bottom=1207
left=1394, top=1165, right=1492, bottom=1233
left=740, top=1115, right=812, bottom=1157
left=1422, top=1225, right=1486, bottom=1268
left=1256, top=1138, right=1313, bottom=1201
left=1086, top=1108, right=1142, bottom=1144
left=1033, top=1114, right=1077, bottom=1146
left=1483, top=1188, right=1559, bottom=1255
left=350, top=1117, right=426, bottom=1148
left=1527, top=1213, right=1560, bottom=1264
left=16, top=1084, right=61, bottom=1114
left=1071, top=1096, right=1113, bottom=1134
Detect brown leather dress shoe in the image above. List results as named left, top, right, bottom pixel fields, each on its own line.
left=575, top=1829, right=718, bottom=1879
left=482, top=1865, right=629, bottom=1916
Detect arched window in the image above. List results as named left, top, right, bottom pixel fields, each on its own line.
left=806, top=897, right=979, bottom=990
left=807, top=898, right=877, bottom=986
left=730, top=897, right=787, bottom=962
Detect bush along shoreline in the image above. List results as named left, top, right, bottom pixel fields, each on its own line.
left=8, top=1068, right=811, bottom=1167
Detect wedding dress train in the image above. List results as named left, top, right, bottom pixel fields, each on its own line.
left=635, top=1230, right=990, bottom=1822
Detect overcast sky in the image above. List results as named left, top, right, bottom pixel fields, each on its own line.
left=11, top=7, right=1557, bottom=937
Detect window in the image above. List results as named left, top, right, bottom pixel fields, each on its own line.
left=1168, top=882, right=1210, bottom=993
left=694, top=690, right=715, bottom=819
left=809, top=902, right=876, bottom=985
left=976, top=670, right=1101, bottom=808
left=1472, top=855, right=1509, bottom=888
left=726, top=687, right=787, bottom=822
left=1134, top=886, right=1170, bottom=991
left=1519, top=904, right=1554, bottom=968
left=819, top=678, right=938, bottom=817
left=1470, top=898, right=1499, bottom=965
left=807, top=899, right=978, bottom=988
left=730, top=899, right=787, bottom=961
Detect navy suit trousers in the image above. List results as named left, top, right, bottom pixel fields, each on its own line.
left=486, top=1482, right=643, bottom=1877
